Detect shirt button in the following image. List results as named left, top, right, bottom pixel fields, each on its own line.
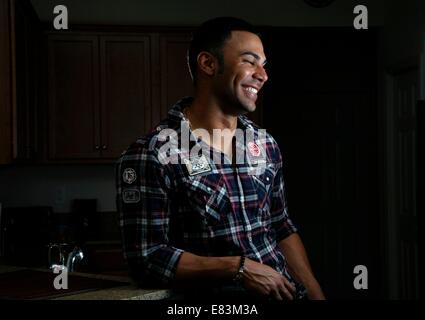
left=156, top=126, right=162, bottom=132
left=266, top=177, right=270, bottom=182
left=247, top=234, right=253, bottom=242
left=207, top=187, right=212, bottom=192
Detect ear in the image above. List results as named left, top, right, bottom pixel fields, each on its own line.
left=197, top=51, right=217, bottom=77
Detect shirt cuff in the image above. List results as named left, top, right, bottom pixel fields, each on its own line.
left=145, top=246, right=185, bottom=284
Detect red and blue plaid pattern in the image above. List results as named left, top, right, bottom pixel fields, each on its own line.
left=116, top=97, right=304, bottom=296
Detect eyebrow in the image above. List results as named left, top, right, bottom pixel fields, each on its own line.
left=240, top=51, right=267, bottom=66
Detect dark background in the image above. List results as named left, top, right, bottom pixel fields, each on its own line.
left=263, top=28, right=380, bottom=299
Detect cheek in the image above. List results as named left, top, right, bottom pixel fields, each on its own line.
left=238, top=68, right=252, bottom=81
left=232, top=68, right=247, bottom=82
left=221, top=65, right=249, bottom=92
left=234, top=71, right=250, bottom=91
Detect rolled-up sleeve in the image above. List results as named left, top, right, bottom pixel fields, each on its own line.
left=116, top=144, right=184, bottom=286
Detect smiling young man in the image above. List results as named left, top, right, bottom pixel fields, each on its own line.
left=116, top=17, right=325, bottom=300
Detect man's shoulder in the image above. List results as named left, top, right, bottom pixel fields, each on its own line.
left=118, top=122, right=179, bottom=163
left=240, top=115, right=280, bottom=145
left=118, top=98, right=189, bottom=162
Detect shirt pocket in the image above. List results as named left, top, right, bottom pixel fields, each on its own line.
left=251, top=163, right=277, bottom=209
left=185, top=173, right=229, bottom=224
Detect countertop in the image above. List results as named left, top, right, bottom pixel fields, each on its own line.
left=0, top=265, right=173, bottom=300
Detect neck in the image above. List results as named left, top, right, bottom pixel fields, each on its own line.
left=185, top=93, right=238, bottom=158
left=188, top=94, right=238, bottom=133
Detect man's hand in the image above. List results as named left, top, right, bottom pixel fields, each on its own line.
left=279, top=234, right=326, bottom=300
left=242, top=258, right=296, bottom=300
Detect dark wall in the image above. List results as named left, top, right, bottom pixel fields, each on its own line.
left=262, top=28, right=380, bottom=299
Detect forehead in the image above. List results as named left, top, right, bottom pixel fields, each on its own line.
left=222, top=31, right=265, bottom=57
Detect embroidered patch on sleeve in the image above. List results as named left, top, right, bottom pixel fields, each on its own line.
left=122, top=168, right=137, bottom=184
left=122, top=188, right=141, bottom=204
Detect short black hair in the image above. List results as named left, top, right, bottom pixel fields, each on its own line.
left=187, top=17, right=259, bottom=85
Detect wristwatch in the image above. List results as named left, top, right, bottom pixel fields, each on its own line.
left=233, top=255, right=246, bottom=286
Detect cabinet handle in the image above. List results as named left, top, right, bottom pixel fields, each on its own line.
left=102, top=145, right=107, bottom=150
left=95, top=145, right=100, bottom=150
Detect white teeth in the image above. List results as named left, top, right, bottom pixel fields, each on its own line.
left=245, top=87, right=258, bottom=94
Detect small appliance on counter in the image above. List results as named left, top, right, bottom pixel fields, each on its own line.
left=0, top=206, right=52, bottom=267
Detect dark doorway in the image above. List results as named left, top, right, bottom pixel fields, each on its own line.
left=416, top=100, right=424, bottom=299
left=262, top=28, right=380, bottom=299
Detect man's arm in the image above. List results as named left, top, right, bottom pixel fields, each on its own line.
left=267, top=141, right=325, bottom=299
left=279, top=233, right=325, bottom=299
left=175, top=252, right=296, bottom=300
left=117, top=145, right=185, bottom=286
left=174, top=253, right=239, bottom=284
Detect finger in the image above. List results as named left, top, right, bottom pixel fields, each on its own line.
left=271, top=289, right=284, bottom=301
left=282, top=277, right=296, bottom=295
left=279, top=284, right=294, bottom=300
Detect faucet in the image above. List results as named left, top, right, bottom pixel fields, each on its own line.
left=66, top=246, right=84, bottom=272
left=48, top=243, right=84, bottom=272
left=47, top=243, right=66, bottom=270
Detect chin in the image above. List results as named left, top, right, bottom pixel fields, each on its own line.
left=240, top=102, right=257, bottom=114
left=225, top=95, right=257, bottom=115
left=233, top=97, right=255, bottom=114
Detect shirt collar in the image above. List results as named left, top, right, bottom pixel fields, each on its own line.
left=167, top=97, right=255, bottom=131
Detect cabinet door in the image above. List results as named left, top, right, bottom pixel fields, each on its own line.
left=100, top=35, right=151, bottom=158
left=158, top=34, right=194, bottom=122
left=14, top=0, right=41, bottom=162
left=0, top=0, right=13, bottom=164
left=48, top=35, right=100, bottom=159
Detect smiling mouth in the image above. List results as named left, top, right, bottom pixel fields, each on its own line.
left=242, top=86, right=259, bottom=100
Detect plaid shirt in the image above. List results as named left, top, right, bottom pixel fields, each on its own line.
left=116, top=97, right=305, bottom=296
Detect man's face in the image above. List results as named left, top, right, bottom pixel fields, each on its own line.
left=213, top=31, right=268, bottom=114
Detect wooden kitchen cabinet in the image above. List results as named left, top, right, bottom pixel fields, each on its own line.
left=47, top=33, right=153, bottom=161
left=13, top=0, right=42, bottom=162
left=47, top=32, right=194, bottom=162
left=99, top=36, right=152, bottom=158
left=0, top=0, right=41, bottom=164
left=0, top=0, right=13, bottom=165
left=48, top=35, right=101, bottom=160
left=157, top=34, right=194, bottom=123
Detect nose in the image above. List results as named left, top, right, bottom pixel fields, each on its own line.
left=253, top=64, right=268, bottom=83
